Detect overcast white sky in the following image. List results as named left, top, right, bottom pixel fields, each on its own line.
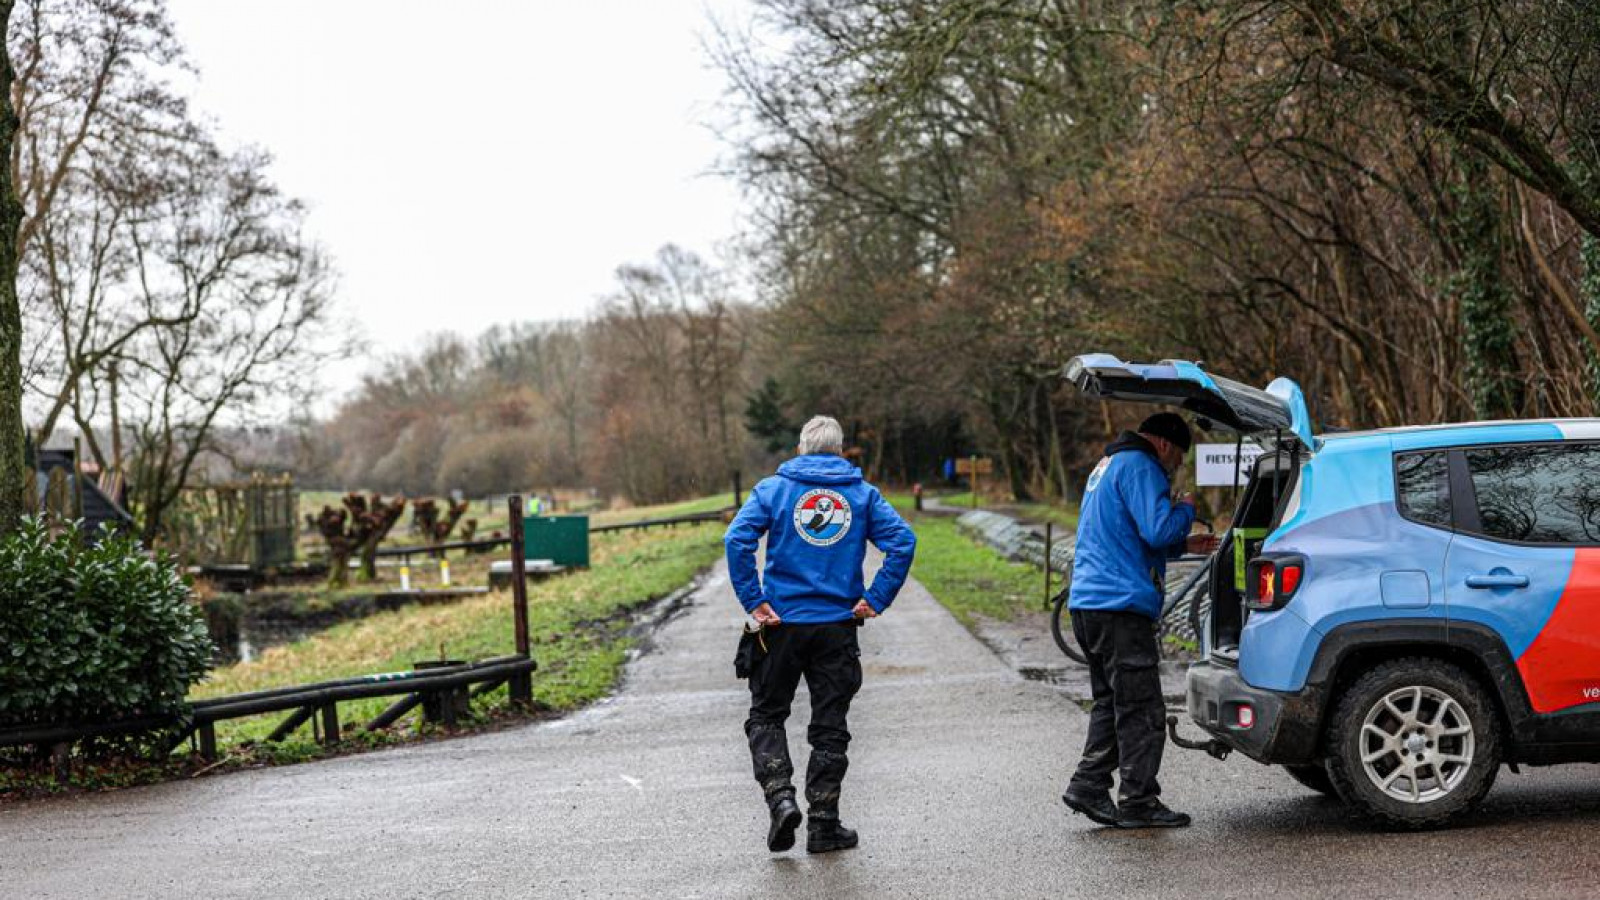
left=166, top=0, right=753, bottom=391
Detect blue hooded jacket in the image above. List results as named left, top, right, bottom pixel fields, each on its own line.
left=1068, top=432, right=1195, bottom=620
left=725, top=454, right=917, bottom=624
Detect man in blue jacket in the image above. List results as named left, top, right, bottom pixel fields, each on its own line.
left=1063, top=412, right=1217, bottom=829
left=725, top=415, right=917, bottom=854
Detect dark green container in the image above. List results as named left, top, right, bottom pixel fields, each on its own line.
left=523, top=515, right=590, bottom=568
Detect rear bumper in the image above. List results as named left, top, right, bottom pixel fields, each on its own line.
left=1186, top=660, right=1325, bottom=764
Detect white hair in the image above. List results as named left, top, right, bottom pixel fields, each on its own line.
left=797, top=415, right=844, bottom=456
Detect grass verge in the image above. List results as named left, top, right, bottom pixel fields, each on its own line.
left=196, top=524, right=724, bottom=743
left=592, top=491, right=738, bottom=526
left=1, top=523, right=724, bottom=800
left=902, top=512, right=1041, bottom=627
left=1010, top=502, right=1080, bottom=530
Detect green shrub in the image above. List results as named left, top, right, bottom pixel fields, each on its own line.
left=0, top=519, right=214, bottom=729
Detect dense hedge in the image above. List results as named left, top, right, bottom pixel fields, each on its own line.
left=0, top=519, right=214, bottom=729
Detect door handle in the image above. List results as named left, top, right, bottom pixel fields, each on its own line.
left=1465, top=573, right=1530, bottom=589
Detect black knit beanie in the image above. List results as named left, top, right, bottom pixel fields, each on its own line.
left=1138, top=412, right=1192, bottom=452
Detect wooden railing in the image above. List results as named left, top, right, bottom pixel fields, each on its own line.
left=0, top=655, right=537, bottom=781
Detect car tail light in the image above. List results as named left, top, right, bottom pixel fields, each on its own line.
left=1248, top=555, right=1305, bottom=611
left=1279, top=563, right=1301, bottom=595
left=1235, top=704, right=1255, bottom=730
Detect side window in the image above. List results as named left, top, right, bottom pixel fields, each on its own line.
left=1395, top=451, right=1451, bottom=529
left=1464, top=444, right=1600, bottom=544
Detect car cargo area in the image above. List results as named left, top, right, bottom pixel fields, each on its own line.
left=1207, top=447, right=1299, bottom=661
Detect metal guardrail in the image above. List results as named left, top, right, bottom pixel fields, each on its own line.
left=0, top=654, right=537, bottom=778
left=372, top=535, right=510, bottom=558
left=589, top=509, right=731, bottom=534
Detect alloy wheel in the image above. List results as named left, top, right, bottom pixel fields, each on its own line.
left=1358, top=685, right=1475, bottom=804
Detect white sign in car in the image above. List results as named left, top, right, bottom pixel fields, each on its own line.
left=1195, top=443, right=1265, bottom=487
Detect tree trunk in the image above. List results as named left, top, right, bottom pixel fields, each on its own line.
left=1452, top=153, right=1522, bottom=418
left=1584, top=233, right=1600, bottom=412
left=327, top=546, right=351, bottom=588
left=358, top=538, right=380, bottom=582
left=0, top=0, right=26, bottom=533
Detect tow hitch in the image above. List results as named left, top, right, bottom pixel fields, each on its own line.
left=1166, top=715, right=1230, bottom=761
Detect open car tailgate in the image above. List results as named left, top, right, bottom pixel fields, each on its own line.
left=1063, top=353, right=1315, bottom=450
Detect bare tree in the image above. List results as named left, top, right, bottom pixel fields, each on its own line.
left=13, top=0, right=194, bottom=447
left=4, top=0, right=337, bottom=537
left=11, top=1, right=189, bottom=250
left=1237, top=0, right=1600, bottom=239
left=99, top=145, right=344, bottom=540
left=540, top=324, right=587, bottom=481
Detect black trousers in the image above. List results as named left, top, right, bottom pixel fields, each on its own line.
left=744, top=621, right=863, bottom=820
left=1066, top=609, right=1166, bottom=809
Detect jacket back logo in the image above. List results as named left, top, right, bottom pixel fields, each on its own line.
left=1085, top=457, right=1111, bottom=493
left=793, top=488, right=853, bottom=547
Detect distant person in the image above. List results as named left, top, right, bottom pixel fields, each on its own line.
left=724, top=415, right=917, bottom=854
left=1062, top=412, right=1218, bottom=829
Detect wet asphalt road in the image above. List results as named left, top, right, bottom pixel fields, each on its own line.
left=8, top=562, right=1600, bottom=899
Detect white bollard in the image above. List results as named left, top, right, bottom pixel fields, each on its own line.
left=439, top=559, right=451, bottom=587
left=400, top=563, right=411, bottom=592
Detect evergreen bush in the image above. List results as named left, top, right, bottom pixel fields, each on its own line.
left=0, top=519, right=213, bottom=730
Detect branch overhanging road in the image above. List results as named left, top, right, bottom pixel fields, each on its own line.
left=6, top=559, right=1600, bottom=899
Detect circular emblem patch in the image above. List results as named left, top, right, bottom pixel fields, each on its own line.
left=792, top=488, right=853, bottom=547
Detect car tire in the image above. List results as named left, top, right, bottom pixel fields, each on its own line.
left=1282, top=763, right=1336, bottom=797
left=1324, top=657, right=1500, bottom=830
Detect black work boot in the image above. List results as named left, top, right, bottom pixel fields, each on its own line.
left=1062, top=789, right=1119, bottom=827
left=767, top=794, right=803, bottom=852
left=806, top=818, right=858, bottom=854
left=1115, top=800, right=1191, bottom=829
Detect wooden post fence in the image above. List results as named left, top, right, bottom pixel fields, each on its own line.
left=507, top=494, right=533, bottom=708
left=1043, top=521, right=1053, bottom=611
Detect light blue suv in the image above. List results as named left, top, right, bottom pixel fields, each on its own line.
left=1067, top=354, right=1600, bottom=828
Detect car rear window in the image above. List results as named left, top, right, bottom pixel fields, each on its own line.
left=1464, top=443, right=1600, bottom=544
left=1395, top=451, right=1451, bottom=529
